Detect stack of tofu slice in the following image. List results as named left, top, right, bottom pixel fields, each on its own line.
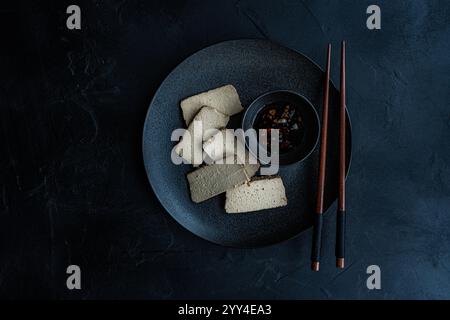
left=176, top=84, right=287, bottom=213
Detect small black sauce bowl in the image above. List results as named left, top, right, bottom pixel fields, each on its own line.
left=241, top=90, right=320, bottom=165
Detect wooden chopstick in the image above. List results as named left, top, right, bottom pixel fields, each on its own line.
left=336, top=40, right=346, bottom=269
left=311, top=44, right=331, bottom=271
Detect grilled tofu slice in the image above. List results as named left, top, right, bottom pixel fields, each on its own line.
left=187, top=163, right=260, bottom=203
left=203, top=128, right=257, bottom=165
left=175, top=106, right=229, bottom=165
left=225, top=176, right=287, bottom=213
left=181, top=85, right=243, bottom=126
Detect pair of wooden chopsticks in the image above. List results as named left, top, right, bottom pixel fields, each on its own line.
left=311, top=41, right=347, bottom=271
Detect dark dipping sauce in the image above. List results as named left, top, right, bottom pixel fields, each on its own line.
left=255, top=102, right=304, bottom=154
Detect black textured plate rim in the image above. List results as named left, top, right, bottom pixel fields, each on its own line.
left=142, top=38, right=353, bottom=249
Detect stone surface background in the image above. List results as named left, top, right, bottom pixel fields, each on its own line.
left=0, top=0, right=449, bottom=299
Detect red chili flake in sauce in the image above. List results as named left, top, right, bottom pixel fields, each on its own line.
left=255, top=102, right=304, bottom=153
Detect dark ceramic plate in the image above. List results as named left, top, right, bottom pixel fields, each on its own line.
left=143, top=39, right=351, bottom=247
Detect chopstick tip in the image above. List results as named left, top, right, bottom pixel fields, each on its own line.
left=336, top=258, right=345, bottom=269
left=312, top=262, right=320, bottom=271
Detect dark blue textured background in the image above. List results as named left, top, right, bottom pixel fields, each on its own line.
left=0, top=0, right=449, bottom=299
